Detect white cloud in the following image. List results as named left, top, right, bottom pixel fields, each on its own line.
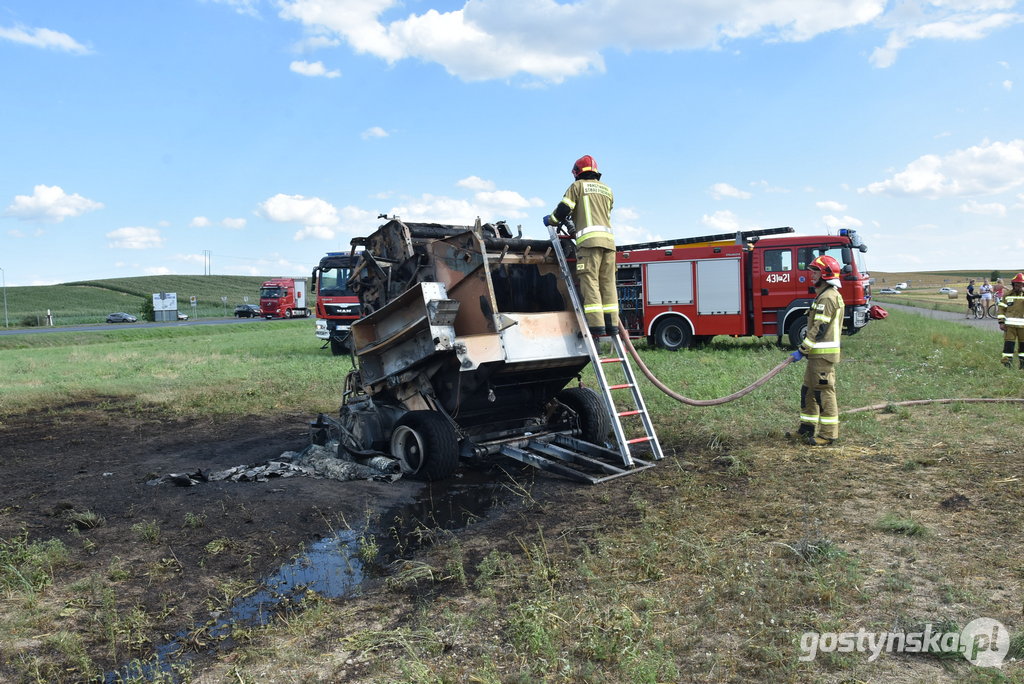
left=751, top=180, right=790, bottom=193
left=0, top=25, right=90, bottom=53
left=145, top=266, right=172, bottom=275
left=457, top=176, right=495, bottom=191
left=709, top=182, right=751, bottom=200
left=275, top=0, right=1021, bottom=82
left=870, top=4, right=1023, bottom=68
left=1003, top=79, right=1013, bottom=90
left=860, top=139, right=1024, bottom=198
left=822, top=214, right=864, bottom=229
left=4, top=185, right=104, bottom=222
left=816, top=200, right=847, bottom=211
left=960, top=199, right=1007, bottom=216
left=106, top=227, right=164, bottom=249
left=190, top=216, right=212, bottom=228
left=361, top=126, right=389, bottom=139
left=701, top=210, right=741, bottom=232
left=258, top=193, right=373, bottom=240
left=290, top=59, right=341, bottom=77
left=222, top=217, right=247, bottom=229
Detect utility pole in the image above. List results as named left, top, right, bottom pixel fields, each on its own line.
left=203, top=250, right=212, bottom=276
left=1, top=267, right=8, bottom=328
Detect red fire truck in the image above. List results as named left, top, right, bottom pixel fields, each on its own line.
left=259, top=278, right=309, bottom=319
left=311, top=252, right=361, bottom=355
left=616, top=227, right=872, bottom=349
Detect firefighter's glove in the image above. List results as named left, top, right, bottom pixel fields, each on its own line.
left=789, top=350, right=805, bottom=362
left=543, top=214, right=558, bottom=228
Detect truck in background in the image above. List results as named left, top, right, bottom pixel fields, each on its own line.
left=259, top=278, right=310, bottom=319
left=616, top=227, right=872, bottom=350
left=311, top=252, right=362, bottom=355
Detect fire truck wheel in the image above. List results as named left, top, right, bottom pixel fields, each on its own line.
left=556, top=387, right=612, bottom=445
left=330, top=337, right=351, bottom=356
left=390, top=411, right=459, bottom=481
left=787, top=315, right=808, bottom=349
left=285, top=309, right=293, bottom=318
left=653, top=317, right=692, bottom=351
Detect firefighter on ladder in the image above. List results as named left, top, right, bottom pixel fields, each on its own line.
left=543, top=155, right=619, bottom=338
left=788, top=255, right=844, bottom=446
left=998, top=273, right=1024, bottom=369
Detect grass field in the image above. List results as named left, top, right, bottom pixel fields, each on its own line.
left=1, top=275, right=276, bottom=326
left=2, top=306, right=1024, bottom=682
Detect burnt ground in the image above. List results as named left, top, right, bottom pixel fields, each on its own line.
left=0, top=399, right=549, bottom=680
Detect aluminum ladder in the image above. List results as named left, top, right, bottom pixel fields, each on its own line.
left=547, top=226, right=665, bottom=467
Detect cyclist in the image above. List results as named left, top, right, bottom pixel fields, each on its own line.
left=965, top=279, right=977, bottom=318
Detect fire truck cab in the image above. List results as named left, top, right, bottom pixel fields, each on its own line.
left=616, top=228, right=871, bottom=350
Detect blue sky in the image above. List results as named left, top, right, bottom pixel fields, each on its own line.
left=2, top=0, right=1022, bottom=286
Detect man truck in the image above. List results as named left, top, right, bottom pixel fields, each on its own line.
left=259, top=278, right=309, bottom=318
left=311, top=252, right=362, bottom=355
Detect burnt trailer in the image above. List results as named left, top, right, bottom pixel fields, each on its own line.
left=336, top=217, right=626, bottom=481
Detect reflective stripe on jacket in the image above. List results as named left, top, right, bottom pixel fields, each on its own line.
left=998, top=293, right=1024, bottom=326
left=553, top=179, right=615, bottom=249
left=799, top=285, right=844, bottom=361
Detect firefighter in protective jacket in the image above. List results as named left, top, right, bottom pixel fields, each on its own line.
left=543, top=155, right=619, bottom=337
left=998, top=273, right=1024, bottom=368
left=788, top=255, right=845, bottom=446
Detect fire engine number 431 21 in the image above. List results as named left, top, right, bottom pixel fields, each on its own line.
left=765, top=272, right=791, bottom=284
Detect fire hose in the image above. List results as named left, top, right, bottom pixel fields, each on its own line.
left=616, top=329, right=1024, bottom=412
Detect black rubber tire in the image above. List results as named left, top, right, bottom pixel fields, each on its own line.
left=389, top=411, right=459, bottom=481
left=788, top=314, right=808, bottom=349
left=330, top=336, right=350, bottom=356
left=556, top=387, right=612, bottom=445
left=653, top=317, right=692, bottom=351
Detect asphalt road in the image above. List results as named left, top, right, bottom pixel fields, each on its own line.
left=878, top=301, right=1003, bottom=331
left=0, top=316, right=271, bottom=336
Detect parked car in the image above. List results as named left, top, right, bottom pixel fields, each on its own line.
left=106, top=312, right=138, bottom=323
left=877, top=288, right=900, bottom=294
left=177, top=312, right=189, bottom=320
left=938, top=287, right=958, bottom=294
left=234, top=304, right=261, bottom=318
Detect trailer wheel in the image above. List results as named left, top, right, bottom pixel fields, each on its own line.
left=653, top=317, right=692, bottom=351
left=556, top=387, right=612, bottom=445
left=787, top=315, right=808, bottom=349
left=390, top=411, right=459, bottom=481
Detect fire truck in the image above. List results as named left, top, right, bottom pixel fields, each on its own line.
left=616, top=227, right=872, bottom=349
left=259, top=278, right=309, bottom=319
left=311, top=252, right=361, bottom=355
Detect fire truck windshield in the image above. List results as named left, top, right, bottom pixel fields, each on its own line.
left=798, top=245, right=864, bottom=275
left=260, top=286, right=285, bottom=298
left=317, top=267, right=354, bottom=296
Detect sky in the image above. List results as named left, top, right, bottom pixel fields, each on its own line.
left=1, top=0, right=1023, bottom=287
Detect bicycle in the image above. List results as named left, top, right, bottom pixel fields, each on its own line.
left=972, top=298, right=997, bottom=319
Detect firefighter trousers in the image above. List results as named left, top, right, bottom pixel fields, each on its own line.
left=799, top=357, right=839, bottom=440
left=576, top=245, right=619, bottom=329
left=1002, top=326, right=1024, bottom=365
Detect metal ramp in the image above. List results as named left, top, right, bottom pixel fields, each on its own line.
left=500, top=434, right=656, bottom=485
left=545, top=226, right=665, bottom=474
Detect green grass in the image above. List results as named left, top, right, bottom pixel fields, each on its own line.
left=1, top=275, right=275, bottom=326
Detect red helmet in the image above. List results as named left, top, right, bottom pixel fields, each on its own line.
left=808, top=255, right=841, bottom=279
left=1012, top=273, right=1024, bottom=284
left=572, top=155, right=598, bottom=179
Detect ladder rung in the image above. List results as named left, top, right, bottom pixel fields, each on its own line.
left=598, top=357, right=624, bottom=364
left=618, top=409, right=642, bottom=417
left=626, top=435, right=654, bottom=445
left=608, top=383, right=633, bottom=390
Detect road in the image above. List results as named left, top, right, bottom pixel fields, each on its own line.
left=0, top=316, right=271, bottom=336
left=878, top=301, right=1002, bottom=331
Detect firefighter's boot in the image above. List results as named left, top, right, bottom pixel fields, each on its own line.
left=1003, top=358, right=1012, bottom=369
left=604, top=314, right=620, bottom=337
left=790, top=423, right=816, bottom=443
left=588, top=326, right=606, bottom=338
left=805, top=436, right=835, bottom=447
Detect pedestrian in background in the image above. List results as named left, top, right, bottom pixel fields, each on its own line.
left=965, top=278, right=977, bottom=318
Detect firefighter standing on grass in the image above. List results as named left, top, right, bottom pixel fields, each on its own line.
left=789, top=255, right=845, bottom=446
left=543, top=155, right=619, bottom=337
left=998, top=273, right=1024, bottom=369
